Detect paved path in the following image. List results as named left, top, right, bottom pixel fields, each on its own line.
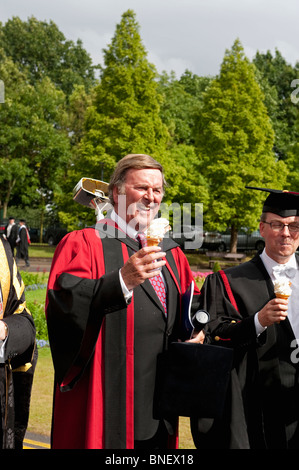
left=23, top=432, right=50, bottom=449
left=17, top=257, right=52, bottom=273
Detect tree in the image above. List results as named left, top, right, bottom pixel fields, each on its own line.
left=253, top=49, right=299, bottom=161
left=1, top=16, right=96, bottom=97
left=54, top=85, right=95, bottom=230
left=0, top=52, right=71, bottom=236
left=158, top=70, right=213, bottom=146
left=196, top=39, right=288, bottom=252
left=0, top=17, right=99, bottom=231
left=78, top=9, right=170, bottom=187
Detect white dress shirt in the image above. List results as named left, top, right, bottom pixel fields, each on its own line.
left=255, top=249, right=299, bottom=340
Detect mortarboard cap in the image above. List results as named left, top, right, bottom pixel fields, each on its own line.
left=246, top=186, right=299, bottom=217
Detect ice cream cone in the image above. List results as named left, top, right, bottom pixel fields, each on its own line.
left=274, top=279, right=292, bottom=298
left=145, top=218, right=170, bottom=245
left=146, top=236, right=161, bottom=247
left=273, top=279, right=292, bottom=324
left=275, top=293, right=290, bottom=300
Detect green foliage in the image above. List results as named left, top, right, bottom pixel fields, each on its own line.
left=286, top=139, right=299, bottom=190
left=253, top=50, right=299, bottom=193
left=27, top=296, right=48, bottom=341
left=78, top=9, right=170, bottom=185
left=213, top=261, right=221, bottom=272
left=1, top=16, right=96, bottom=96
left=0, top=53, right=71, bottom=222
left=158, top=70, right=212, bottom=146
left=196, top=39, right=288, bottom=237
left=20, top=271, right=47, bottom=287
left=0, top=12, right=298, bottom=235
left=20, top=272, right=48, bottom=341
left=162, top=144, right=209, bottom=209
left=253, top=49, right=299, bottom=161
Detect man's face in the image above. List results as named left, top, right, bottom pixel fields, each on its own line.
left=260, top=213, right=299, bottom=263
left=113, top=168, right=163, bottom=231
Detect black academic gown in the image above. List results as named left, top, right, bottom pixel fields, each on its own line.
left=0, top=238, right=36, bottom=449
left=191, top=253, right=299, bottom=449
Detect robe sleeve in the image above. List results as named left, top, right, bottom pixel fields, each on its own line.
left=0, top=241, right=36, bottom=368
left=46, top=230, right=128, bottom=390
left=198, top=272, right=260, bottom=349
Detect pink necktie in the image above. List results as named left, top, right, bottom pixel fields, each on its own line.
left=137, top=233, right=167, bottom=315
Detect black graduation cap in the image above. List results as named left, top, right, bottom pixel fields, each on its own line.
left=246, top=186, right=299, bottom=217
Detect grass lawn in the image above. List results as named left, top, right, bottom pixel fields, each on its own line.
left=25, top=288, right=47, bottom=304
left=27, top=347, right=54, bottom=437
left=29, top=244, right=56, bottom=258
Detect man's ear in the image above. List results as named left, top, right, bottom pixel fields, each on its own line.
left=259, top=221, right=265, bottom=237
left=112, top=186, right=119, bottom=205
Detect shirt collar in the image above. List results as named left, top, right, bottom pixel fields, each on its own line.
left=110, top=209, right=139, bottom=240
left=260, top=248, right=297, bottom=278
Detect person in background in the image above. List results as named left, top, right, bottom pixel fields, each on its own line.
left=0, top=236, right=36, bottom=448
left=16, top=219, right=30, bottom=267
left=191, top=187, right=299, bottom=449
left=46, top=153, right=203, bottom=449
left=3, top=217, right=18, bottom=256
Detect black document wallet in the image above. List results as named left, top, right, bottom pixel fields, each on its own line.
left=154, top=341, right=233, bottom=419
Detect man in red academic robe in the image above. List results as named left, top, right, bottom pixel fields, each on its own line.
left=46, top=154, right=202, bottom=449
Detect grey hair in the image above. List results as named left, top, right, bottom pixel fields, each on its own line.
left=108, top=154, right=166, bottom=205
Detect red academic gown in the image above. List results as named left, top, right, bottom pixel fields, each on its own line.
left=46, top=221, right=199, bottom=449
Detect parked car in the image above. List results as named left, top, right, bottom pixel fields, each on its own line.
left=202, top=231, right=225, bottom=251
left=28, top=227, right=42, bottom=243
left=169, top=225, right=224, bottom=250
left=221, top=229, right=265, bottom=252
left=0, top=221, right=6, bottom=236
left=169, top=225, right=203, bottom=249
left=44, top=227, right=67, bottom=245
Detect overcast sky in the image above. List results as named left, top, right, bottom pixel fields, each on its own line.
left=1, top=0, right=299, bottom=78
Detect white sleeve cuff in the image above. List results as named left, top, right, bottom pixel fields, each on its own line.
left=0, top=337, right=8, bottom=363
left=254, top=312, right=267, bottom=336
left=119, top=269, right=133, bottom=303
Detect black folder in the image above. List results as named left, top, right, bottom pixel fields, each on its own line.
left=154, top=341, right=233, bottom=419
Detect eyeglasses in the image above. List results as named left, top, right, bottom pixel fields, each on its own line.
left=263, top=221, right=299, bottom=233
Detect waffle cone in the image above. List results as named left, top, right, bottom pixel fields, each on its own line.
left=146, top=237, right=161, bottom=247
left=275, top=293, right=290, bottom=300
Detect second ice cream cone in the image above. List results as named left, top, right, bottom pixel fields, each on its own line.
left=273, top=279, right=292, bottom=324
left=275, top=293, right=290, bottom=300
